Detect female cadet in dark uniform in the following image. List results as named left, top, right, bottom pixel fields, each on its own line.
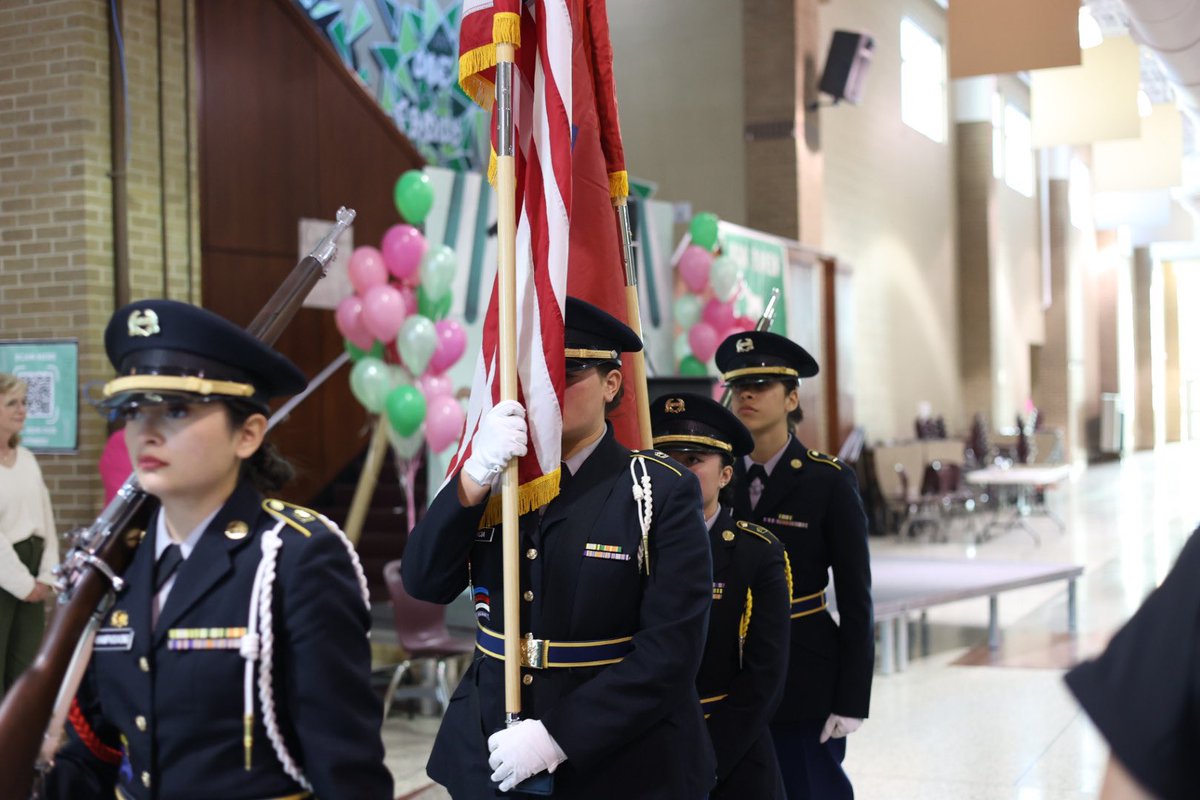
left=715, top=330, right=874, bottom=800
left=651, top=392, right=791, bottom=799
left=46, top=299, right=392, bottom=800
left=401, top=298, right=716, bottom=799
left=1065, top=525, right=1200, bottom=800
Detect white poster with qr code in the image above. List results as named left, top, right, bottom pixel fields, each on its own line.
left=0, top=339, right=78, bottom=452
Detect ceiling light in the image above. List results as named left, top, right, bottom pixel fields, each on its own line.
left=1078, top=7, right=1103, bottom=50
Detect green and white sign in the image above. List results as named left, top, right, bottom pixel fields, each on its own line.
left=718, top=223, right=789, bottom=337
left=0, top=339, right=78, bottom=452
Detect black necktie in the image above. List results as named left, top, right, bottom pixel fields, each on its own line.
left=154, top=544, right=184, bottom=593
left=746, top=464, right=768, bottom=485
left=559, top=462, right=573, bottom=492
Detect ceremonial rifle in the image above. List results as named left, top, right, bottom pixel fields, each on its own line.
left=0, top=208, right=355, bottom=800
left=719, top=287, right=780, bottom=409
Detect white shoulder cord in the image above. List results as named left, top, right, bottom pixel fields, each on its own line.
left=240, top=512, right=372, bottom=791
left=629, top=456, right=653, bottom=576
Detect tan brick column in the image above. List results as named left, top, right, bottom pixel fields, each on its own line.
left=955, top=121, right=994, bottom=424
left=1162, top=260, right=1181, bottom=443
left=1131, top=246, right=1155, bottom=450
left=1035, top=178, right=1079, bottom=457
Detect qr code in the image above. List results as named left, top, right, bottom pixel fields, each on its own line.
left=22, top=372, right=54, bottom=418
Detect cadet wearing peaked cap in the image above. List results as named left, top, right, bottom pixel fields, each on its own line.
left=47, top=299, right=392, bottom=800
left=716, top=329, right=873, bottom=800
left=652, top=392, right=791, bottom=800
left=403, top=297, right=716, bottom=798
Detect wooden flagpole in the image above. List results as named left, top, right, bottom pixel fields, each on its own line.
left=614, top=198, right=653, bottom=449
left=494, top=42, right=523, bottom=724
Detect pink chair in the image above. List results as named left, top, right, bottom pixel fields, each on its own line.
left=382, top=560, right=475, bottom=718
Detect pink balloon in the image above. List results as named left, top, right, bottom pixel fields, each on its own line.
left=418, top=372, right=454, bottom=400
left=678, top=245, right=713, bottom=294
left=425, top=395, right=466, bottom=452
left=429, top=320, right=467, bottom=374
left=702, top=297, right=735, bottom=332
left=361, top=284, right=408, bottom=342
left=733, top=315, right=756, bottom=332
left=335, top=295, right=374, bottom=350
left=348, top=246, right=388, bottom=294
left=398, top=284, right=418, bottom=317
left=380, top=224, right=427, bottom=281
left=688, top=322, right=719, bottom=363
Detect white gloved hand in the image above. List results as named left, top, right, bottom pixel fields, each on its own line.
left=462, top=400, right=528, bottom=488
left=487, top=719, right=566, bottom=792
left=820, top=714, right=863, bottom=743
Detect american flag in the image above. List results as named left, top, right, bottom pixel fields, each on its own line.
left=448, top=0, right=572, bottom=520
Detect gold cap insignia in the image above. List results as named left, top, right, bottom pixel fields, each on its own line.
left=127, top=309, right=160, bottom=338
left=224, top=520, right=249, bottom=540
left=110, top=609, right=129, bottom=628
left=790, top=458, right=803, bottom=469
left=664, top=398, right=686, bottom=414
left=735, top=337, right=754, bottom=353
left=722, top=530, right=735, bottom=542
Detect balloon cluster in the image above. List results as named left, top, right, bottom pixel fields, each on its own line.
left=674, top=212, right=755, bottom=376
left=335, top=169, right=467, bottom=454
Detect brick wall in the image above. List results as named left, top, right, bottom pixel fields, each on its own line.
left=0, top=0, right=197, bottom=531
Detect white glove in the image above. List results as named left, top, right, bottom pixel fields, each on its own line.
left=820, top=714, right=863, bottom=743
left=487, top=719, right=566, bottom=792
left=462, top=400, right=528, bottom=488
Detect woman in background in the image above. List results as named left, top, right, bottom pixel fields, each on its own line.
left=0, top=372, right=59, bottom=695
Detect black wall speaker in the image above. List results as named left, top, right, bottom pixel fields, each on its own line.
left=818, top=30, right=875, bottom=106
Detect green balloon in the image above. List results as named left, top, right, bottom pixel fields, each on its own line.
left=679, top=355, right=708, bottom=377
left=418, top=284, right=452, bottom=320
left=385, top=384, right=427, bottom=436
left=397, top=314, right=438, bottom=375
left=394, top=170, right=435, bottom=224
left=349, top=356, right=391, bottom=412
left=345, top=339, right=385, bottom=362
left=419, top=245, right=458, bottom=301
left=689, top=212, right=720, bottom=251
left=673, top=294, right=703, bottom=329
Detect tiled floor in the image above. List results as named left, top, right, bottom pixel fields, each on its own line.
left=383, top=442, right=1200, bottom=798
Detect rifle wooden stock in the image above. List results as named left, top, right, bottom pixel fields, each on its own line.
left=0, top=207, right=354, bottom=799
left=0, top=502, right=151, bottom=800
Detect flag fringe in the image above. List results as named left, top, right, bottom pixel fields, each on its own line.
left=488, top=146, right=498, bottom=187
left=608, top=169, right=628, bottom=200
left=477, top=468, right=561, bottom=529
left=457, top=13, right=522, bottom=110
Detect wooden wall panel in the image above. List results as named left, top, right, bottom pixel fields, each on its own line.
left=197, top=0, right=423, bottom=502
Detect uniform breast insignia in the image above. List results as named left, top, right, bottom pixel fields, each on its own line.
left=475, top=526, right=496, bottom=543
left=722, top=530, right=735, bottom=542
left=94, top=627, right=135, bottom=652
left=166, top=627, right=249, bottom=651
left=763, top=515, right=808, bottom=529
left=806, top=449, right=843, bottom=470
left=737, top=519, right=785, bottom=541
left=262, top=498, right=326, bottom=537
left=127, top=308, right=160, bottom=337
left=473, top=587, right=491, bottom=623
left=109, top=609, right=129, bottom=628
left=712, top=582, right=726, bottom=600
left=584, top=543, right=631, bottom=561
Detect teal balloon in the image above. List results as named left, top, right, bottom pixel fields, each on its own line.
left=349, top=356, right=391, bottom=413
left=344, top=339, right=386, bottom=363
left=419, top=245, right=457, bottom=301
left=397, top=314, right=438, bottom=375
left=384, top=385, right=427, bottom=436
left=418, top=284, right=452, bottom=320
left=387, top=425, right=425, bottom=459
left=678, top=355, right=708, bottom=377
left=673, top=332, right=692, bottom=363
left=394, top=170, right=435, bottom=224
left=710, top=255, right=741, bottom=302
left=673, top=294, right=703, bottom=329
left=689, top=212, right=720, bottom=251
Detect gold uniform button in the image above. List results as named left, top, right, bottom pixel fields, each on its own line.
left=522, top=674, right=533, bottom=686
left=526, top=548, right=538, bottom=560
left=522, top=590, right=534, bottom=602
left=135, top=715, right=147, bottom=731
left=224, top=520, right=249, bottom=540
left=790, top=458, right=803, bottom=469
left=141, top=771, right=151, bottom=787
left=722, top=530, right=735, bottom=542
left=138, top=657, right=150, bottom=673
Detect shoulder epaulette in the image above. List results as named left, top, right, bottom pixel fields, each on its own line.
left=262, top=498, right=329, bottom=538
left=736, top=519, right=780, bottom=545
left=806, top=449, right=842, bottom=471
left=630, top=451, right=682, bottom=477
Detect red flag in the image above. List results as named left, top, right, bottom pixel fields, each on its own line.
left=567, top=0, right=640, bottom=448
left=450, top=1, right=574, bottom=521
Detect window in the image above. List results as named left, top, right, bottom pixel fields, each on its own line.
left=1003, top=104, right=1034, bottom=197
left=900, top=17, right=946, bottom=143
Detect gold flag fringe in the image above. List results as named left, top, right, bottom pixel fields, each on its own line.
left=457, top=13, right=522, bottom=111
left=608, top=169, right=629, bottom=200
left=477, top=467, right=562, bottom=529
